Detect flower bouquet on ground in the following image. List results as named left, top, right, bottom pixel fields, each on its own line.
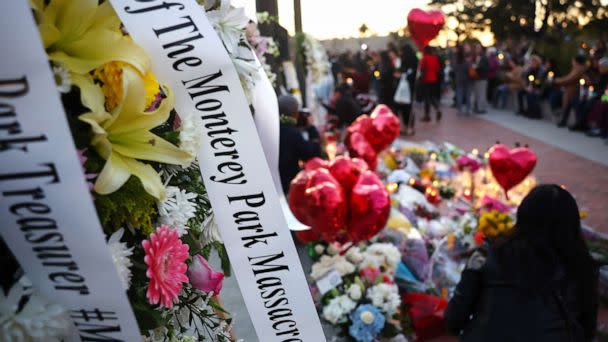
left=306, top=241, right=409, bottom=342
left=9, top=0, right=236, bottom=340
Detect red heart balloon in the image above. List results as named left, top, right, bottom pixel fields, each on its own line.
left=488, top=144, right=537, bottom=194
left=346, top=131, right=378, bottom=170
left=288, top=169, right=347, bottom=242
left=329, top=156, right=368, bottom=199
left=347, top=171, right=391, bottom=243
left=407, top=9, right=445, bottom=50
left=304, top=157, right=329, bottom=171
left=365, top=105, right=401, bottom=152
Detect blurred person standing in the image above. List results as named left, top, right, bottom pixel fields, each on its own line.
left=487, top=47, right=500, bottom=104
left=472, top=44, right=489, bottom=114
left=396, top=44, right=419, bottom=135
left=379, top=50, right=397, bottom=109
left=453, top=45, right=472, bottom=115
left=555, top=55, right=588, bottom=127
left=278, top=95, right=321, bottom=194
left=420, top=46, right=442, bottom=122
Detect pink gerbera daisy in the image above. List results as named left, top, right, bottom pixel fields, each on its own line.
left=142, top=225, right=189, bottom=309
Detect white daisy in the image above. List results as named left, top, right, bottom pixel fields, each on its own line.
left=366, top=283, right=400, bottom=315
left=157, top=186, right=198, bottom=236
left=52, top=64, right=72, bottom=93
left=177, top=112, right=203, bottom=166
left=108, top=228, right=134, bottom=290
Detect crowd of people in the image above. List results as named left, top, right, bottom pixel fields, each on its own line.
left=323, top=39, right=608, bottom=141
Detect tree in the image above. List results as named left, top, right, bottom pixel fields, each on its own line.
left=359, top=23, right=369, bottom=37
left=429, top=0, right=608, bottom=41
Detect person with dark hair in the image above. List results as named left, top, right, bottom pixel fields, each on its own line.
left=446, top=184, right=599, bottom=341
left=555, top=55, right=589, bottom=127
left=278, top=95, right=321, bottom=194
left=396, top=43, right=419, bottom=135
left=420, top=45, right=442, bottom=122
left=333, top=83, right=362, bottom=126
left=378, top=50, right=397, bottom=109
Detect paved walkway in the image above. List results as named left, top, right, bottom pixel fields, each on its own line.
left=408, top=103, right=608, bottom=234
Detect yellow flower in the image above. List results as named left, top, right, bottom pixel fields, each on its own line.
left=75, top=67, right=192, bottom=199
left=33, top=0, right=149, bottom=75
left=94, top=61, right=160, bottom=111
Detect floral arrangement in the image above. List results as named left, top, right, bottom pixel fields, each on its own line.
left=307, top=241, right=407, bottom=342
left=17, top=0, right=235, bottom=340
left=202, top=0, right=262, bottom=104
left=477, top=210, right=515, bottom=238
left=246, top=13, right=281, bottom=87
left=294, top=32, right=330, bottom=83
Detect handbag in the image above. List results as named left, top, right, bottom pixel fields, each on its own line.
left=394, top=74, right=412, bottom=104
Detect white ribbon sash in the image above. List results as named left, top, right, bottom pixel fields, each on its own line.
left=0, top=1, right=141, bottom=340
left=108, top=1, right=325, bottom=341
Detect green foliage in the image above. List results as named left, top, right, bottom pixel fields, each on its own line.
left=94, top=176, right=158, bottom=234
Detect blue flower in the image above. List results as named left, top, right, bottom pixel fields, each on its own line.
left=348, top=304, right=386, bottom=342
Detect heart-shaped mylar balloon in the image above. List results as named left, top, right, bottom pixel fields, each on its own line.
left=346, top=105, right=400, bottom=169
left=347, top=171, right=392, bottom=242
left=407, top=9, right=445, bottom=50
left=488, top=144, right=537, bottom=194
left=289, top=168, right=347, bottom=242
left=366, top=104, right=401, bottom=152
left=346, top=131, right=378, bottom=170
left=289, top=157, right=390, bottom=243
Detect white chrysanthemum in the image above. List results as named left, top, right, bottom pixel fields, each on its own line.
left=314, top=244, right=325, bottom=255
left=108, top=228, right=134, bottom=290
left=206, top=0, right=249, bottom=54
left=366, top=283, right=400, bottom=315
left=200, top=213, right=223, bottom=245
left=326, top=243, right=340, bottom=255
left=347, top=284, right=362, bottom=301
left=52, top=64, right=72, bottom=93
left=361, top=243, right=401, bottom=271
left=178, top=112, right=202, bottom=167
left=310, top=255, right=355, bottom=280
left=345, top=246, right=364, bottom=264
left=0, top=277, right=70, bottom=341
left=157, top=186, right=198, bottom=236
left=322, top=295, right=356, bottom=324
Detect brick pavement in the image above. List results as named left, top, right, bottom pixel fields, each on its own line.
left=405, top=106, right=608, bottom=234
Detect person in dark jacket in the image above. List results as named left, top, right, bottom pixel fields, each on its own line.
left=446, top=184, right=598, bottom=342
left=379, top=50, right=397, bottom=108
left=278, top=95, right=321, bottom=194
left=395, top=43, right=419, bottom=135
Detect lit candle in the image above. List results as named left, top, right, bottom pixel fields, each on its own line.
left=346, top=77, right=354, bottom=85
left=472, top=148, right=479, bottom=156
left=498, top=53, right=504, bottom=60
left=374, top=70, right=380, bottom=78
left=386, top=182, right=398, bottom=193
left=408, top=178, right=416, bottom=186
left=528, top=75, right=535, bottom=82
left=548, top=71, right=554, bottom=81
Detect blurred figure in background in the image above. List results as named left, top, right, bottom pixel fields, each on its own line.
left=379, top=50, right=397, bottom=109
left=472, top=44, right=489, bottom=114
left=555, top=55, right=588, bottom=128
left=396, top=44, right=419, bottom=135
left=487, top=47, right=500, bottom=104
left=420, top=45, right=442, bottom=122
left=453, top=45, right=472, bottom=115
left=278, top=95, right=321, bottom=194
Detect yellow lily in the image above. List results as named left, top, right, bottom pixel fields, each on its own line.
left=75, top=67, right=193, bottom=200
left=33, top=0, right=149, bottom=75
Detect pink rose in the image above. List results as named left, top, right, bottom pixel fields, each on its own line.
left=188, top=255, right=224, bottom=295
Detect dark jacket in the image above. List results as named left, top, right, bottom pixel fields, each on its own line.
left=445, top=247, right=597, bottom=342
left=278, top=123, right=320, bottom=194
